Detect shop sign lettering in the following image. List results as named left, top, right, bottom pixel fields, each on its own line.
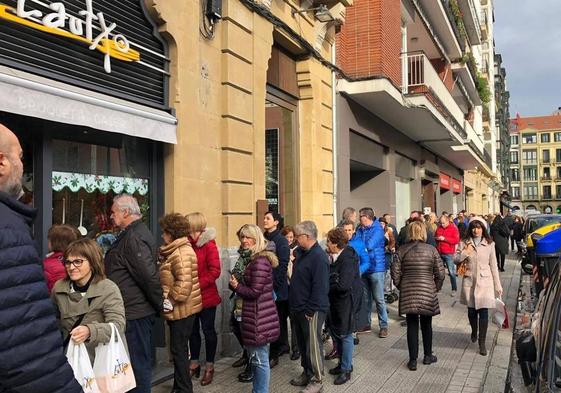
left=0, top=0, right=140, bottom=73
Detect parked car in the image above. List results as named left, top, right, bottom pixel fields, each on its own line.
left=518, top=259, right=561, bottom=391
left=523, top=215, right=561, bottom=241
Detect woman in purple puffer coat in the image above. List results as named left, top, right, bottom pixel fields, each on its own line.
left=229, top=224, right=280, bottom=393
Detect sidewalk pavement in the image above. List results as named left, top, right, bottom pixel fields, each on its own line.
left=153, top=253, right=520, bottom=393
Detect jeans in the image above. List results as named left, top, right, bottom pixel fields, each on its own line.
left=406, top=314, right=433, bottom=361
left=361, top=272, right=388, bottom=329
left=293, top=311, right=326, bottom=383
left=270, top=300, right=290, bottom=358
left=125, top=314, right=155, bottom=393
left=169, top=316, right=195, bottom=393
left=189, top=307, right=218, bottom=363
left=331, top=332, right=354, bottom=372
left=441, top=254, right=457, bottom=291
left=247, top=345, right=270, bottom=393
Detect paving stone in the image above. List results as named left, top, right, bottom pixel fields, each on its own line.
left=152, top=256, right=520, bottom=393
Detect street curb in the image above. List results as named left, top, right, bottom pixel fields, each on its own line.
left=482, top=258, right=522, bottom=393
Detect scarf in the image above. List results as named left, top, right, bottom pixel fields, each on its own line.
left=232, top=248, right=253, bottom=283
left=472, top=236, right=482, bottom=247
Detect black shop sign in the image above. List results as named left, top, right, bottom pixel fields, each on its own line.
left=0, top=0, right=170, bottom=109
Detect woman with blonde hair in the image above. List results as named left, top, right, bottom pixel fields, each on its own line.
left=391, top=221, right=445, bottom=371
left=158, top=213, right=203, bottom=393
left=186, top=212, right=221, bottom=385
left=52, top=238, right=125, bottom=360
left=229, top=224, right=280, bottom=393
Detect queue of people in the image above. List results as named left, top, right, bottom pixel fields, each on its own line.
left=0, top=123, right=512, bottom=393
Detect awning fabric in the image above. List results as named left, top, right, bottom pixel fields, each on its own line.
left=0, top=67, right=177, bottom=144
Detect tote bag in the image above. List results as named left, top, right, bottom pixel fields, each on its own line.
left=93, top=323, right=136, bottom=393
left=66, top=341, right=100, bottom=393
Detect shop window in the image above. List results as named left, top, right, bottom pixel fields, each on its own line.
left=51, top=138, right=152, bottom=248
left=265, top=92, right=299, bottom=226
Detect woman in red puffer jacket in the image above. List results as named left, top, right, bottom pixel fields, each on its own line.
left=186, top=212, right=222, bottom=386
left=43, top=224, right=80, bottom=292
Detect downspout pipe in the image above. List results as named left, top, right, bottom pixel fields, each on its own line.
left=332, top=41, right=338, bottom=226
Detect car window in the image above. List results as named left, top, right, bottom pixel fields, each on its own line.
left=528, top=216, right=561, bottom=234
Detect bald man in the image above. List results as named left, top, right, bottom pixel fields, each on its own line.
left=0, top=124, right=81, bottom=392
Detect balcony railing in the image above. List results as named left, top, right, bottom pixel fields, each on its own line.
left=542, top=194, right=553, bottom=200
left=405, top=52, right=468, bottom=139
left=541, top=176, right=553, bottom=181
left=522, top=160, right=538, bottom=165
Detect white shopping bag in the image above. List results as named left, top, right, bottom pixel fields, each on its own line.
left=93, top=323, right=136, bottom=393
left=66, top=340, right=100, bottom=393
left=493, top=297, right=506, bottom=328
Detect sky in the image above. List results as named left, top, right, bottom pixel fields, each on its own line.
left=493, top=0, right=561, bottom=118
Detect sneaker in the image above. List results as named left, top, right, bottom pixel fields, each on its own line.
left=357, top=325, right=372, bottom=334
left=299, top=381, right=323, bottom=393
left=451, top=290, right=457, bottom=297
left=423, top=354, right=438, bottom=365
left=379, top=328, right=388, bottom=338
left=290, top=372, right=309, bottom=387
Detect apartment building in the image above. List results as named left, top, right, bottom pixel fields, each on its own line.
left=335, top=0, right=495, bottom=224
left=495, top=53, right=511, bottom=211
left=510, top=111, right=561, bottom=214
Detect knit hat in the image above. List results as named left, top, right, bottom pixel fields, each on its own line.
left=469, top=216, right=488, bottom=228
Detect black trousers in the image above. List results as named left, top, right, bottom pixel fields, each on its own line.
left=168, top=316, right=195, bottom=393
left=270, top=300, right=290, bottom=359
left=510, top=236, right=515, bottom=250
left=189, top=307, right=218, bottom=363
left=293, top=311, right=326, bottom=383
left=495, top=248, right=506, bottom=270
left=406, top=314, right=432, bottom=361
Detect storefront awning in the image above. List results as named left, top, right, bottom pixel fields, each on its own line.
left=0, top=67, right=177, bottom=144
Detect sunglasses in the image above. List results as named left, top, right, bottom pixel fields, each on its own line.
left=63, top=258, right=86, bottom=268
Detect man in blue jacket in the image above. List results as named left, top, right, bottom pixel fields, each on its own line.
left=0, top=124, right=81, bottom=393
left=355, top=207, right=389, bottom=338
left=289, top=221, right=329, bottom=393
left=341, top=219, right=369, bottom=274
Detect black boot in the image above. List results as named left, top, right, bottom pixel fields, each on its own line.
left=237, top=362, right=253, bottom=383
left=468, top=313, right=478, bottom=343
left=478, top=319, right=488, bottom=356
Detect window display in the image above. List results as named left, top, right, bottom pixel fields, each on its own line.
left=51, top=138, right=152, bottom=253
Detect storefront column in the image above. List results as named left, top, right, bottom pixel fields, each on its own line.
left=297, top=58, right=334, bottom=236
left=34, top=133, right=52, bottom=256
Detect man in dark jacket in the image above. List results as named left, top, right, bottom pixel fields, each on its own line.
left=289, top=221, right=329, bottom=393
left=263, top=211, right=290, bottom=367
left=105, top=194, right=163, bottom=393
left=0, top=124, right=81, bottom=393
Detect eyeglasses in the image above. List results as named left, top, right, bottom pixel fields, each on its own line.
left=63, top=258, right=86, bottom=268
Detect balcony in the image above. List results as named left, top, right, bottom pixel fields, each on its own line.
left=414, top=1, right=463, bottom=60
left=542, top=194, right=553, bottom=201
left=457, top=0, right=481, bottom=44
left=480, top=10, right=489, bottom=40
left=337, top=52, right=491, bottom=173
left=523, top=160, right=538, bottom=166
left=541, top=176, right=553, bottom=182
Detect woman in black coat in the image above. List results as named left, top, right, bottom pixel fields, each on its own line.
left=391, top=221, right=445, bottom=371
left=490, top=215, right=510, bottom=271
left=325, top=228, right=362, bottom=386
left=512, top=216, right=524, bottom=254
